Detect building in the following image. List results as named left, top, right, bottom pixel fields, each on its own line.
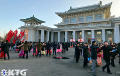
left=19, top=1, right=120, bottom=43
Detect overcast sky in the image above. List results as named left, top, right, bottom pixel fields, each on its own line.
left=0, top=0, right=120, bottom=38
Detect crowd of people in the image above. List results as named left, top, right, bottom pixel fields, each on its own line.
left=0, top=40, right=69, bottom=59
left=0, top=40, right=120, bottom=76
left=74, top=41, right=120, bottom=76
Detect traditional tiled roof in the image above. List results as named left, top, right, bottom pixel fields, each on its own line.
left=20, top=15, right=45, bottom=23
left=56, top=1, right=112, bottom=16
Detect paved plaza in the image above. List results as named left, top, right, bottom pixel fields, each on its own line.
left=0, top=48, right=120, bottom=76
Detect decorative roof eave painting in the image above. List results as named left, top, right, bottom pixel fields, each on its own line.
left=55, top=1, right=112, bottom=17
left=20, top=15, right=45, bottom=23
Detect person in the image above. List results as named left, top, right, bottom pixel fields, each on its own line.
left=0, top=42, right=5, bottom=58
left=117, top=43, right=120, bottom=64
left=83, top=43, right=89, bottom=68
left=56, top=43, right=61, bottom=53
left=90, top=41, right=99, bottom=76
left=41, top=43, right=45, bottom=55
left=46, top=41, right=51, bottom=56
left=32, top=42, right=37, bottom=56
left=62, top=42, right=66, bottom=53
left=111, top=43, right=120, bottom=64
left=74, top=42, right=78, bottom=58
left=28, top=42, right=32, bottom=53
left=52, top=42, right=57, bottom=55
left=101, top=41, right=112, bottom=74
left=36, top=42, right=42, bottom=57
left=19, top=41, right=29, bottom=58
left=75, top=43, right=82, bottom=63
left=110, top=43, right=116, bottom=67
left=3, top=40, right=10, bottom=60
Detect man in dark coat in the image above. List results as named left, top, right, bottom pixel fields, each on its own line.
left=101, top=41, right=112, bottom=74
left=111, top=43, right=120, bottom=64
left=46, top=41, right=51, bottom=56
left=90, top=41, right=99, bottom=76
left=110, top=43, right=116, bottom=67
left=83, top=43, right=88, bottom=67
left=52, top=42, right=57, bottom=55
left=3, top=40, right=10, bottom=60
left=62, top=42, right=66, bottom=53
left=75, top=43, right=82, bottom=63
left=74, top=42, right=77, bottom=58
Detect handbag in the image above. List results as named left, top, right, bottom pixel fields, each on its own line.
left=41, top=50, right=46, bottom=54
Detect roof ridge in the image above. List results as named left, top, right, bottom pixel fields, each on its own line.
left=69, top=3, right=100, bottom=11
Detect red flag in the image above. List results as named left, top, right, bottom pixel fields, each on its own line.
left=13, top=30, right=18, bottom=37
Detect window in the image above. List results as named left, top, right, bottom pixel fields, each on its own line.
left=87, top=32, right=91, bottom=35
left=88, top=24, right=92, bottom=27
left=79, top=25, right=82, bottom=27
left=64, top=19, right=69, bottom=23
left=107, top=31, right=112, bottom=34
left=78, top=17, right=84, bottom=22
left=80, top=32, right=82, bottom=35
left=86, top=16, right=93, bottom=21
left=97, top=31, right=101, bottom=34
left=71, top=18, right=76, bottom=23
left=95, top=14, right=102, bottom=20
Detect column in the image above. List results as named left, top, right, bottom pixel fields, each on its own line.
left=36, top=30, right=39, bottom=42
left=65, top=31, right=67, bottom=42
left=47, top=31, right=50, bottom=42
left=41, top=29, right=44, bottom=42
left=73, top=31, right=75, bottom=41
left=84, top=15, right=86, bottom=22
left=51, top=32, right=54, bottom=42
left=114, top=23, right=120, bottom=43
left=82, top=30, right=84, bottom=40
left=28, top=30, right=35, bottom=42
left=58, top=31, right=60, bottom=42
left=102, top=29, right=105, bottom=42
left=93, top=14, right=95, bottom=21
left=102, top=13, right=105, bottom=19
left=91, top=30, right=95, bottom=38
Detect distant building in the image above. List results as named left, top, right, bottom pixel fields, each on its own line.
left=19, top=1, right=120, bottom=43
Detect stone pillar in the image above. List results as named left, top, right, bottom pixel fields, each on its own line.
left=41, top=29, right=44, bottom=42
left=73, top=31, right=75, bottom=41
left=47, top=31, right=50, bottom=42
left=65, top=31, right=67, bottom=42
left=36, top=30, right=39, bottom=42
left=82, top=30, right=84, bottom=40
left=91, top=30, right=95, bottom=38
left=28, top=29, right=35, bottom=42
left=51, top=32, right=54, bottom=42
left=102, top=29, right=105, bottom=42
left=58, top=31, right=60, bottom=42
left=114, top=23, right=120, bottom=43
left=84, top=15, right=86, bottom=22
left=102, top=13, right=105, bottom=19
left=93, top=14, right=95, bottom=21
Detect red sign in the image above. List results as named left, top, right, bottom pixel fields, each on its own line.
left=78, top=39, right=84, bottom=42
left=70, top=39, right=75, bottom=42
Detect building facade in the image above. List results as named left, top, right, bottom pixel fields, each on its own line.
left=19, top=1, right=120, bottom=43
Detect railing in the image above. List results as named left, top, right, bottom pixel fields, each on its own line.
left=55, top=19, right=109, bottom=25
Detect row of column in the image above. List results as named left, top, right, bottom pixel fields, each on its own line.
left=40, top=30, right=50, bottom=42
left=55, top=29, right=106, bottom=42
left=34, top=23, right=119, bottom=43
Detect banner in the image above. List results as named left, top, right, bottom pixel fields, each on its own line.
left=78, top=39, right=84, bottom=42
left=70, top=39, right=75, bottom=42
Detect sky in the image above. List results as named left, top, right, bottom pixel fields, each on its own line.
left=0, top=0, right=120, bottom=38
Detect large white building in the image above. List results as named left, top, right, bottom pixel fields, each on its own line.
left=19, top=1, right=120, bottom=43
